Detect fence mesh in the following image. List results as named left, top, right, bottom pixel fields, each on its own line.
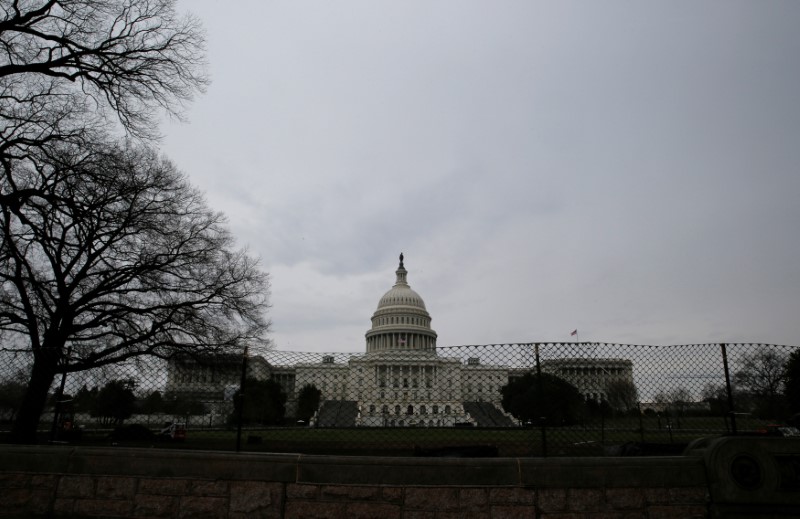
left=1, top=342, right=797, bottom=456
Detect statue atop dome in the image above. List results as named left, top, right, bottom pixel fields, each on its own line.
left=399, top=252, right=404, bottom=268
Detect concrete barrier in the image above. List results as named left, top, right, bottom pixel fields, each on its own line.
left=0, top=444, right=713, bottom=518
left=687, top=437, right=800, bottom=518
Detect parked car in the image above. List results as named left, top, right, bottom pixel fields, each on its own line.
left=159, top=422, right=187, bottom=441
left=754, top=424, right=800, bottom=437
left=54, top=413, right=82, bottom=442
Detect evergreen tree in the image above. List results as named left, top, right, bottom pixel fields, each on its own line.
left=500, top=373, right=584, bottom=426
left=92, top=380, right=137, bottom=425
left=232, top=378, right=286, bottom=426
left=296, top=384, right=322, bottom=423
left=784, top=349, right=800, bottom=415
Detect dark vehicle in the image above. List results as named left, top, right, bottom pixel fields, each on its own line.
left=110, top=424, right=156, bottom=442
left=159, top=422, right=187, bottom=441
left=53, top=413, right=82, bottom=442
left=754, top=424, right=800, bottom=437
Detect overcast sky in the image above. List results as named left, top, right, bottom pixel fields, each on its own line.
left=162, top=1, right=800, bottom=352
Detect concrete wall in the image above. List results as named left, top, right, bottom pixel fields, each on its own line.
left=0, top=445, right=713, bottom=518
left=4, top=438, right=799, bottom=518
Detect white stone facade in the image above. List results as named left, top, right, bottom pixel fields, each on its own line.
left=540, top=358, right=635, bottom=402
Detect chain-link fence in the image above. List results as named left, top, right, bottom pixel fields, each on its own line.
left=1, top=342, right=797, bottom=456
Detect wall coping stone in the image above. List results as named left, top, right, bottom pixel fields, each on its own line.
left=0, top=445, right=707, bottom=488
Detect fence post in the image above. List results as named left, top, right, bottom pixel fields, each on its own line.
left=49, top=347, right=71, bottom=442
left=720, top=343, right=737, bottom=435
left=600, top=405, right=606, bottom=446
left=637, top=402, right=645, bottom=443
left=235, top=346, right=249, bottom=452
left=534, top=343, right=547, bottom=457
left=666, top=407, right=674, bottom=443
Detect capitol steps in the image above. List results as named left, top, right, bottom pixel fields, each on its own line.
left=463, top=402, right=516, bottom=427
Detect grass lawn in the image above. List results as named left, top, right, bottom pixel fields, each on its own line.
left=58, top=413, right=767, bottom=457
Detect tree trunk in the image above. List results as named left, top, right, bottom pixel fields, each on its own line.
left=10, top=352, right=60, bottom=443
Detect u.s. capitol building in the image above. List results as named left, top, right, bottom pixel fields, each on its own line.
left=166, top=254, right=634, bottom=427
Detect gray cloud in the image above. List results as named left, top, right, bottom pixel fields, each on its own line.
left=164, top=0, right=800, bottom=350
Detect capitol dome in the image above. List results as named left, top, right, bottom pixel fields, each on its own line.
left=377, top=281, right=426, bottom=311
left=365, top=254, right=437, bottom=355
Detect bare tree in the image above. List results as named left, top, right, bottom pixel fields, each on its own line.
left=653, top=387, right=694, bottom=427
left=734, top=349, right=786, bottom=398
left=669, top=386, right=693, bottom=409
left=0, top=0, right=207, bottom=137
left=700, top=382, right=731, bottom=416
left=0, top=0, right=207, bottom=214
left=1, top=138, right=269, bottom=441
left=734, top=348, right=788, bottom=418
left=700, top=383, right=727, bottom=402
left=605, top=379, right=639, bottom=413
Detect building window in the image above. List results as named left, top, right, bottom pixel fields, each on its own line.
left=395, top=405, right=401, bottom=415
left=382, top=405, right=389, bottom=414
left=445, top=405, right=451, bottom=414
left=420, top=405, right=427, bottom=415
left=407, top=405, right=414, bottom=415
left=369, top=405, right=376, bottom=413
left=432, top=405, right=438, bottom=414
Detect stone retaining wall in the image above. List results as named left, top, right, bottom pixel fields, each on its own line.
left=0, top=445, right=710, bottom=518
